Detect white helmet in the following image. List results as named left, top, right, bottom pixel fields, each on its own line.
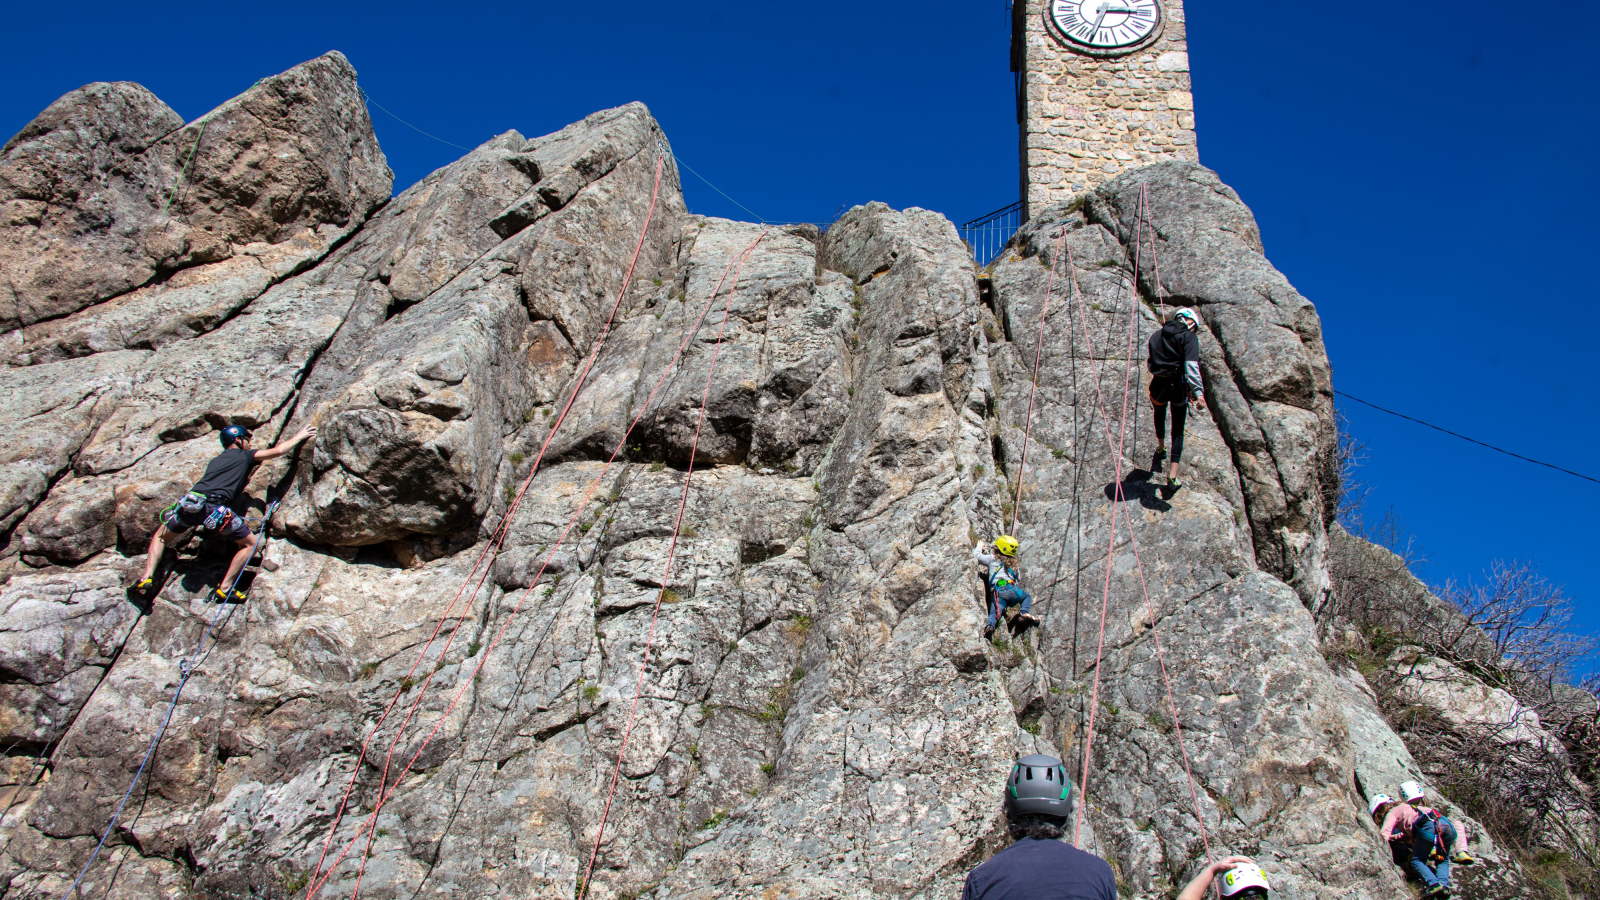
left=1174, top=307, right=1200, bottom=328
left=1400, top=781, right=1426, bottom=803
left=1368, top=793, right=1395, bottom=817
left=1219, top=862, right=1270, bottom=898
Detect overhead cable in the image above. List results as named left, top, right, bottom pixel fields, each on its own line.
left=1334, top=390, right=1599, bottom=485
left=357, top=86, right=473, bottom=151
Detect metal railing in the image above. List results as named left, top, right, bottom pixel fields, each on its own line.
left=960, top=201, right=1024, bottom=266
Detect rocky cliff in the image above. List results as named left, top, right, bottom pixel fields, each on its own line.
left=0, top=53, right=1571, bottom=900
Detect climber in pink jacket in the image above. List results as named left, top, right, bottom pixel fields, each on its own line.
left=1370, top=794, right=1457, bottom=898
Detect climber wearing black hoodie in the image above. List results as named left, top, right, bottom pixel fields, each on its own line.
left=1147, top=308, right=1206, bottom=491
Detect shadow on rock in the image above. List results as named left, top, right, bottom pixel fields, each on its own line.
left=1102, top=472, right=1171, bottom=512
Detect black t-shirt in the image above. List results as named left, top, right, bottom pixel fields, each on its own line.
left=961, top=838, right=1118, bottom=900
left=190, top=448, right=259, bottom=504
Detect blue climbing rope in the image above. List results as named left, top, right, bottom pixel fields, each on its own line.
left=59, top=498, right=280, bottom=899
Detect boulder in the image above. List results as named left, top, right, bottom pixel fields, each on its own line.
left=0, top=51, right=389, bottom=331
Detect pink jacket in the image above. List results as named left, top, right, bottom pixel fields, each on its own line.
left=1381, top=803, right=1470, bottom=850
left=1379, top=803, right=1421, bottom=841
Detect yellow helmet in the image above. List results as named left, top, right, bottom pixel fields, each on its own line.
left=994, top=535, right=1019, bottom=557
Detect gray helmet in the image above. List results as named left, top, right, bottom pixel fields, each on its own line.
left=1004, top=754, right=1074, bottom=817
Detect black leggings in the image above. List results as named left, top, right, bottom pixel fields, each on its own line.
left=1153, top=397, right=1187, bottom=464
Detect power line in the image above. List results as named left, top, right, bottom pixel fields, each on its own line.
left=1334, top=390, right=1599, bottom=485
left=357, top=86, right=473, bottom=151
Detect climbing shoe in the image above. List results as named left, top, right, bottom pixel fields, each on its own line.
left=1014, top=613, right=1040, bottom=628
left=213, top=586, right=247, bottom=603
left=1166, top=477, right=1183, bottom=492
left=133, top=576, right=155, bottom=592
left=1421, top=886, right=1448, bottom=899
left=983, top=624, right=997, bottom=640
left=1152, top=446, right=1167, bottom=468
left=1452, top=851, right=1475, bottom=866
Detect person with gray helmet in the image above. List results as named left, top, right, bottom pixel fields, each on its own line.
left=961, top=754, right=1116, bottom=900
left=1146, top=307, right=1206, bottom=492
left=134, top=423, right=315, bottom=602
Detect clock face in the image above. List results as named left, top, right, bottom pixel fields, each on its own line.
left=1050, top=0, right=1162, bottom=52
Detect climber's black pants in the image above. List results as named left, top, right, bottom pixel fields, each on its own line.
left=1150, top=375, right=1188, bottom=464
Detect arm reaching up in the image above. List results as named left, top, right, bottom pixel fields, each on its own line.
left=254, top=425, right=318, bottom=461
left=1177, top=857, right=1256, bottom=900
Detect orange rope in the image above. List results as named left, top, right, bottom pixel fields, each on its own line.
left=308, top=153, right=666, bottom=899
left=578, top=230, right=767, bottom=899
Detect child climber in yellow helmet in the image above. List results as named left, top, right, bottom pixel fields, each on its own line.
left=973, top=535, right=1040, bottom=638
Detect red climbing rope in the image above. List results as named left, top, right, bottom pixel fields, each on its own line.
left=1058, top=224, right=1213, bottom=868
left=1139, top=183, right=1169, bottom=321
left=307, top=152, right=666, bottom=900
left=1068, top=241, right=1143, bottom=849
left=1008, top=226, right=1065, bottom=536
left=304, top=226, right=769, bottom=899
left=577, top=231, right=767, bottom=900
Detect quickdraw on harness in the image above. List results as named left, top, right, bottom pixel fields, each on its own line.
left=202, top=504, right=234, bottom=532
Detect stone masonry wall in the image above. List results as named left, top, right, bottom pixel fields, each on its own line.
left=1018, top=0, right=1198, bottom=215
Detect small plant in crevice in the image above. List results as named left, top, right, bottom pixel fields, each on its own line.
left=700, top=809, right=727, bottom=830
left=678, top=525, right=700, bottom=539
left=583, top=684, right=601, bottom=703
left=649, top=461, right=666, bottom=472
left=760, top=762, right=777, bottom=776
left=509, top=451, right=526, bottom=466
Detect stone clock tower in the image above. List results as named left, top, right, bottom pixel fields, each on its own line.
left=1011, top=0, right=1198, bottom=217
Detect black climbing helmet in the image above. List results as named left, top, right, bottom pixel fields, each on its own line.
left=1004, top=753, right=1074, bottom=817
left=220, top=425, right=252, bottom=448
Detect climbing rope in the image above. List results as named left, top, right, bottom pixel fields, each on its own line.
left=1068, top=236, right=1142, bottom=850
left=578, top=231, right=767, bottom=900
left=60, top=499, right=280, bottom=900
left=304, top=227, right=769, bottom=899
left=1007, top=226, right=1065, bottom=536
left=307, top=152, right=667, bottom=899
left=1052, top=206, right=1214, bottom=869
left=160, top=121, right=208, bottom=220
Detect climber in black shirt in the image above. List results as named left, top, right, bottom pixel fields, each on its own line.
left=134, top=423, right=315, bottom=601
left=962, top=755, right=1116, bottom=900
left=1147, top=308, right=1206, bottom=492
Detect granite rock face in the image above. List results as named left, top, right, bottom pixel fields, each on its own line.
left=0, top=51, right=389, bottom=332
left=0, top=55, right=1545, bottom=900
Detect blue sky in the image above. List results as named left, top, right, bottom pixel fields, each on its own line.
left=4, top=1, right=1595, bottom=654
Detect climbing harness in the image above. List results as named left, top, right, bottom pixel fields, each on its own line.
left=577, top=232, right=766, bottom=900
left=59, top=498, right=280, bottom=900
